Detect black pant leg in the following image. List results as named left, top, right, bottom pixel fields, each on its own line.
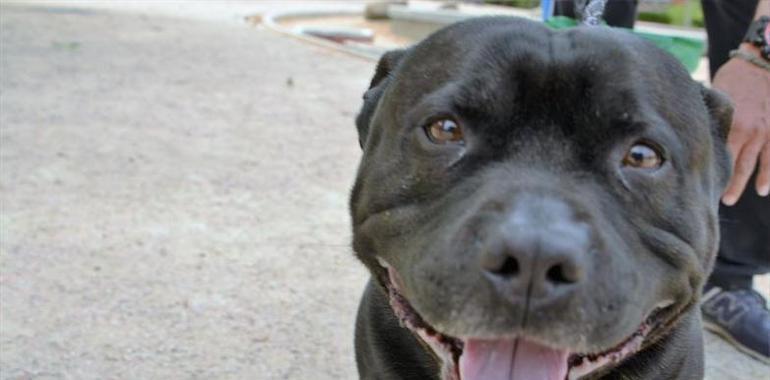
left=701, top=0, right=760, bottom=77
left=701, top=0, right=770, bottom=289
left=554, top=0, right=638, bottom=28
left=712, top=171, right=770, bottom=289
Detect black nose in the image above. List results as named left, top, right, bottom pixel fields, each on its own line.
left=479, top=195, right=590, bottom=300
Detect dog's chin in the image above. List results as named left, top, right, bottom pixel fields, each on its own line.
left=376, top=258, right=677, bottom=380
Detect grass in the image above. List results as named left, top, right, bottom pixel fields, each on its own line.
left=484, top=0, right=541, bottom=9
left=485, top=0, right=705, bottom=27
left=638, top=2, right=705, bottom=28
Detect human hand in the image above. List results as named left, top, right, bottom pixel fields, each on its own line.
left=712, top=44, right=770, bottom=205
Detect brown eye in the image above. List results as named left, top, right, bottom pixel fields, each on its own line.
left=623, top=143, right=663, bottom=169
left=425, top=119, right=464, bottom=144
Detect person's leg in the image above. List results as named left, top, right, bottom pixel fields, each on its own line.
left=701, top=0, right=769, bottom=288
left=553, top=0, right=638, bottom=28
left=700, top=0, right=770, bottom=364
left=701, top=0, right=761, bottom=78
left=710, top=171, right=770, bottom=289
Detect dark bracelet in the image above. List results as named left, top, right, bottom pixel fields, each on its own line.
left=743, top=15, right=770, bottom=60
left=730, top=49, right=770, bottom=72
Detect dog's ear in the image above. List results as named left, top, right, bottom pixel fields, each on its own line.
left=701, top=85, right=734, bottom=188
left=355, top=49, right=407, bottom=148
left=701, top=85, right=733, bottom=141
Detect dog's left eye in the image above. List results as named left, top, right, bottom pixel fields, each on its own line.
left=623, top=143, right=663, bottom=169
left=425, top=119, right=464, bottom=145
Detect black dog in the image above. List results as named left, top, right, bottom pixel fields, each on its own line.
left=350, top=17, right=732, bottom=380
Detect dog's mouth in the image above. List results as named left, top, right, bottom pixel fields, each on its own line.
left=377, top=259, right=674, bottom=380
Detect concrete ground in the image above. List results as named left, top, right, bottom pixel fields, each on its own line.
left=0, top=2, right=767, bottom=380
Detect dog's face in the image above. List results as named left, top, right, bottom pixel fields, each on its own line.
left=350, top=18, right=732, bottom=380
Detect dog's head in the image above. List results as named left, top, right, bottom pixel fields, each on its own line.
left=350, top=17, right=732, bottom=380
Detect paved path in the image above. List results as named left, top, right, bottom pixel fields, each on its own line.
left=0, top=2, right=767, bottom=380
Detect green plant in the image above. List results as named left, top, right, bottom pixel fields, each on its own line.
left=484, top=0, right=541, bottom=9
left=638, top=3, right=704, bottom=27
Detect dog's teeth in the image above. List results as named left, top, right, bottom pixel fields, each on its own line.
left=376, top=257, right=391, bottom=269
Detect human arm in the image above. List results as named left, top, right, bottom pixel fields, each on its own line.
left=716, top=0, right=770, bottom=205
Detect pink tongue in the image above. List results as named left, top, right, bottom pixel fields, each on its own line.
left=460, top=339, right=569, bottom=380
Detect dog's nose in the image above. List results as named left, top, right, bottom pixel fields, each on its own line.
left=479, top=195, right=590, bottom=299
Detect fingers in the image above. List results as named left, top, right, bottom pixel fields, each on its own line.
left=722, top=138, right=762, bottom=206
left=725, top=119, right=749, bottom=166
left=756, top=141, right=770, bottom=197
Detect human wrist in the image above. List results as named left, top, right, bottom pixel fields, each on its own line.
left=730, top=48, right=770, bottom=72
left=739, top=42, right=763, bottom=57
left=742, top=15, right=770, bottom=60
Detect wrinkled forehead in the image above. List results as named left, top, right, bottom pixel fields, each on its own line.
left=391, top=25, right=657, bottom=129
left=387, top=21, right=703, bottom=136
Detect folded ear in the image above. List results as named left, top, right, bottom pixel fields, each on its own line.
left=701, top=85, right=733, bottom=142
left=355, top=49, right=407, bottom=148
left=701, top=85, right=734, bottom=188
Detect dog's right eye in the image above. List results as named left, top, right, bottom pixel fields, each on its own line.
left=622, top=142, right=663, bottom=169
left=425, top=119, right=464, bottom=145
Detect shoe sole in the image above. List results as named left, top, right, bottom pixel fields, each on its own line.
left=703, top=319, right=770, bottom=365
